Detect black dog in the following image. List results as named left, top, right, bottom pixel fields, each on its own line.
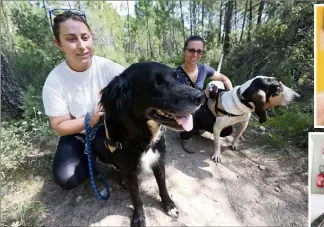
left=99, top=62, right=205, bottom=227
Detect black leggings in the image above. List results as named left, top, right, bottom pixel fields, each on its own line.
left=180, top=100, right=233, bottom=140
left=52, top=125, right=113, bottom=189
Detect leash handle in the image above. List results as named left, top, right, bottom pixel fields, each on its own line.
left=85, top=112, right=110, bottom=200
left=216, top=53, right=224, bottom=75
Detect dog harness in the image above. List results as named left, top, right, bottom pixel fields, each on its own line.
left=103, top=115, right=122, bottom=152
left=236, top=87, right=254, bottom=109
left=214, top=87, right=253, bottom=117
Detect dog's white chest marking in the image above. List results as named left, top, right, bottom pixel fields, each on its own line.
left=140, top=148, right=160, bottom=172
left=140, top=120, right=162, bottom=172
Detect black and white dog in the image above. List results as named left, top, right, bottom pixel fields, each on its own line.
left=99, top=62, right=205, bottom=227
left=205, top=76, right=300, bottom=163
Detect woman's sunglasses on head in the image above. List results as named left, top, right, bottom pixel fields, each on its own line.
left=186, top=48, right=204, bottom=55
left=48, top=9, right=87, bottom=30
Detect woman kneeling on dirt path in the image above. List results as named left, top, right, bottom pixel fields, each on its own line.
left=42, top=10, right=124, bottom=189
left=175, top=35, right=234, bottom=154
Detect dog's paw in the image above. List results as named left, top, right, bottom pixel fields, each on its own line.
left=120, top=179, right=128, bottom=191
left=164, top=200, right=179, bottom=218
left=211, top=154, right=221, bottom=163
left=232, top=144, right=239, bottom=151
left=117, top=174, right=128, bottom=191
left=131, top=213, right=146, bottom=227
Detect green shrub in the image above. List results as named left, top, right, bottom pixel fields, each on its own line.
left=262, top=104, right=313, bottom=148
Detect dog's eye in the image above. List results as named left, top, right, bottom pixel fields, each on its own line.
left=155, top=73, right=164, bottom=86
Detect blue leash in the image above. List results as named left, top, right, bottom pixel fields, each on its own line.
left=85, top=112, right=110, bottom=200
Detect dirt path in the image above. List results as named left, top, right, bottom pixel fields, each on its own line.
left=39, top=128, right=308, bottom=226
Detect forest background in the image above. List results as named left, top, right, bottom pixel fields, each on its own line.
left=0, top=1, right=317, bottom=225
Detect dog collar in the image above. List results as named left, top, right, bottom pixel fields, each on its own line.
left=237, top=87, right=253, bottom=109
left=103, top=116, right=122, bottom=152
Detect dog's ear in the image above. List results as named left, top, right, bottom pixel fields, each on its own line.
left=100, top=76, right=131, bottom=116
left=252, top=90, right=267, bottom=124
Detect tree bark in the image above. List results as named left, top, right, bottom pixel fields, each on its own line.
left=190, top=0, right=193, bottom=36
left=172, top=6, right=177, bottom=52
left=247, top=0, right=253, bottom=42
left=257, top=0, right=265, bottom=25
left=127, top=0, right=131, bottom=53
left=240, top=0, right=248, bottom=42
left=192, top=0, right=196, bottom=34
left=234, top=0, right=237, bottom=43
left=218, top=0, right=223, bottom=44
left=1, top=54, right=23, bottom=118
left=201, top=0, right=205, bottom=37
left=223, top=0, right=233, bottom=56
left=144, top=0, right=153, bottom=58
left=179, top=0, right=186, bottom=44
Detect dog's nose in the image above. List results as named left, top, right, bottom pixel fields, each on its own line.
left=195, top=92, right=205, bottom=105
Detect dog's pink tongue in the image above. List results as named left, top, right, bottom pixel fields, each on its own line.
left=175, top=114, right=193, bottom=131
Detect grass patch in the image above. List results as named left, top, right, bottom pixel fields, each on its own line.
left=1, top=178, right=46, bottom=227
left=261, top=104, right=312, bottom=148
left=1, top=110, right=55, bottom=226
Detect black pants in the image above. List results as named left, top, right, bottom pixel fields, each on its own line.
left=180, top=100, right=233, bottom=140
left=52, top=125, right=113, bottom=189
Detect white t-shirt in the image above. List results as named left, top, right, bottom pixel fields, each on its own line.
left=42, top=56, right=125, bottom=118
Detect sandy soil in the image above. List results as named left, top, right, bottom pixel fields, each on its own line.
left=38, top=127, right=308, bottom=226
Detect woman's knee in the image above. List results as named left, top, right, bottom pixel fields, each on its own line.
left=53, top=165, right=84, bottom=189
left=53, top=135, right=89, bottom=189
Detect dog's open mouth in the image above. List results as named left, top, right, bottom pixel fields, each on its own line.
left=148, top=109, right=193, bottom=131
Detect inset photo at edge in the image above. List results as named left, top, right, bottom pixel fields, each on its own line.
left=315, top=4, right=324, bottom=128
left=309, top=132, right=324, bottom=227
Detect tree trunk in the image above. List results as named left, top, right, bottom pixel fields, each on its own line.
left=137, top=36, right=142, bottom=53
left=218, top=0, right=223, bottom=44
left=1, top=54, right=23, bottom=118
left=208, top=4, right=213, bottom=32
left=192, top=0, right=196, bottom=34
left=127, top=0, right=131, bottom=53
left=240, top=0, right=248, bottom=43
left=144, top=1, right=153, bottom=58
left=257, top=0, right=265, bottom=25
left=247, top=0, right=253, bottom=42
left=201, top=0, right=205, bottom=38
left=223, top=0, right=233, bottom=56
left=190, top=0, right=193, bottom=36
left=179, top=0, right=186, bottom=44
left=172, top=6, right=177, bottom=52
left=234, top=0, right=237, bottom=43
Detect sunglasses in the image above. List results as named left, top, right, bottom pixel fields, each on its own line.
left=48, top=9, right=87, bottom=31
left=186, top=48, right=204, bottom=55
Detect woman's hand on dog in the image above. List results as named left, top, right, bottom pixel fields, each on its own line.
left=90, top=103, right=105, bottom=127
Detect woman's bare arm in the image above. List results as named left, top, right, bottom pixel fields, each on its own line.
left=49, top=103, right=104, bottom=136
left=209, top=72, right=233, bottom=90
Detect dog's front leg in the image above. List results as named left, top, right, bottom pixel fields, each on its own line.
left=152, top=155, right=179, bottom=219
left=125, top=173, right=146, bottom=227
left=232, top=120, right=249, bottom=151
left=211, top=119, right=222, bottom=163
